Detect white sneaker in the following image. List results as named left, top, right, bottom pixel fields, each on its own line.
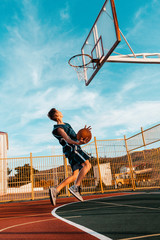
left=49, top=187, right=58, bottom=206
left=69, top=185, right=83, bottom=202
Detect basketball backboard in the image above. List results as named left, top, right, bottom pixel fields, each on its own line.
left=68, top=0, right=160, bottom=85
left=81, top=0, right=121, bottom=86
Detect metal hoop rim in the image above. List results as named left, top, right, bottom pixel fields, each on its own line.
left=68, top=53, right=93, bottom=68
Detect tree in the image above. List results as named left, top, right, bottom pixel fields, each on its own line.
left=9, top=164, right=39, bottom=187
left=7, top=167, right=12, bottom=176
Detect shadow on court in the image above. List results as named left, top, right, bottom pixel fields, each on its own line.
left=56, top=192, right=160, bottom=240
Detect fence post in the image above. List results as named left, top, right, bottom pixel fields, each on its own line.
left=30, top=153, right=34, bottom=200
left=63, top=155, right=70, bottom=196
left=156, top=148, right=160, bottom=184
left=141, top=127, right=146, bottom=146
left=94, top=137, right=104, bottom=193
left=124, top=136, right=136, bottom=191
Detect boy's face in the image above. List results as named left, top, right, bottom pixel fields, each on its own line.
left=55, top=110, right=63, bottom=119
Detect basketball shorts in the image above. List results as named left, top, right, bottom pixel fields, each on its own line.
left=61, top=139, right=90, bottom=172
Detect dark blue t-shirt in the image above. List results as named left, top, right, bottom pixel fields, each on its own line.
left=52, top=122, right=77, bottom=143
left=52, top=123, right=81, bottom=157
left=52, top=123, right=89, bottom=168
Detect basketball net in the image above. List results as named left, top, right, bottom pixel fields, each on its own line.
left=68, top=54, right=94, bottom=82
left=73, top=66, right=88, bottom=81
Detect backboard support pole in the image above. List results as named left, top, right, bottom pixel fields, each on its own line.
left=106, top=53, right=160, bottom=64
left=119, top=29, right=136, bottom=57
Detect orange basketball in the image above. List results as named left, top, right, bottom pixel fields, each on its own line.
left=77, top=128, right=92, bottom=144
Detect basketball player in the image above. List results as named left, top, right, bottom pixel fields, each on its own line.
left=48, top=108, right=91, bottom=206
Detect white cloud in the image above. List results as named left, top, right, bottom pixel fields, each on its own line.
left=60, top=4, right=70, bottom=20
left=114, top=101, right=160, bottom=136
left=121, top=0, right=160, bottom=52
left=1, top=0, right=160, bottom=158
left=76, top=99, right=160, bottom=139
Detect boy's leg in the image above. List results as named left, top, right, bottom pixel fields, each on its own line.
left=69, top=160, right=91, bottom=202
left=49, top=187, right=58, bottom=206
left=56, top=169, right=79, bottom=192
left=49, top=170, right=79, bottom=206
left=75, top=160, right=91, bottom=186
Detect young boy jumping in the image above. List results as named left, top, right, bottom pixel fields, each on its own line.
left=48, top=108, right=91, bottom=206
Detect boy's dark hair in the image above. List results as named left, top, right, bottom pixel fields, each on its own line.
left=48, top=108, right=57, bottom=121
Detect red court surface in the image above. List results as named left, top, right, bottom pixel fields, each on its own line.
left=0, top=192, right=136, bottom=240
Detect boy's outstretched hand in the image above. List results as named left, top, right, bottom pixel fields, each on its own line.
left=84, top=125, right=92, bottom=131
left=77, top=125, right=92, bottom=145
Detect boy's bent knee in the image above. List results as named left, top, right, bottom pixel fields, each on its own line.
left=84, top=160, right=91, bottom=170
left=88, top=162, right=91, bottom=170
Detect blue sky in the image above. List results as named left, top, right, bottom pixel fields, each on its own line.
left=0, top=0, right=160, bottom=157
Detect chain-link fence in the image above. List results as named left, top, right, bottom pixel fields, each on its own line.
left=0, top=124, right=160, bottom=203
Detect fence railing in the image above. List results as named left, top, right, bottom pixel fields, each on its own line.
left=0, top=124, right=160, bottom=203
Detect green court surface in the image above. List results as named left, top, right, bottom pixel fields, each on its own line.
left=55, top=192, right=160, bottom=240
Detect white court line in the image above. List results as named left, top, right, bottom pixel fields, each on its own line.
left=0, top=218, right=54, bottom=232
left=0, top=193, right=137, bottom=237
left=119, top=232, right=160, bottom=240
left=58, top=204, right=116, bottom=214
left=57, top=192, right=160, bottom=214
left=94, top=200, right=160, bottom=211
left=0, top=212, right=51, bottom=221
left=51, top=192, right=159, bottom=240
left=52, top=202, right=112, bottom=240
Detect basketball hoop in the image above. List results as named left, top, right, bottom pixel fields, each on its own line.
left=68, top=54, right=99, bottom=81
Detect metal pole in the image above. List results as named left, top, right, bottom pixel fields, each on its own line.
left=30, top=153, right=34, bottom=200
left=124, top=136, right=136, bottom=191
left=94, top=137, right=104, bottom=193
left=119, top=29, right=136, bottom=57
left=63, top=155, right=70, bottom=196
left=141, top=127, right=146, bottom=146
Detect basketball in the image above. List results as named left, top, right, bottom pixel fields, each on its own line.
left=77, top=128, right=92, bottom=144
